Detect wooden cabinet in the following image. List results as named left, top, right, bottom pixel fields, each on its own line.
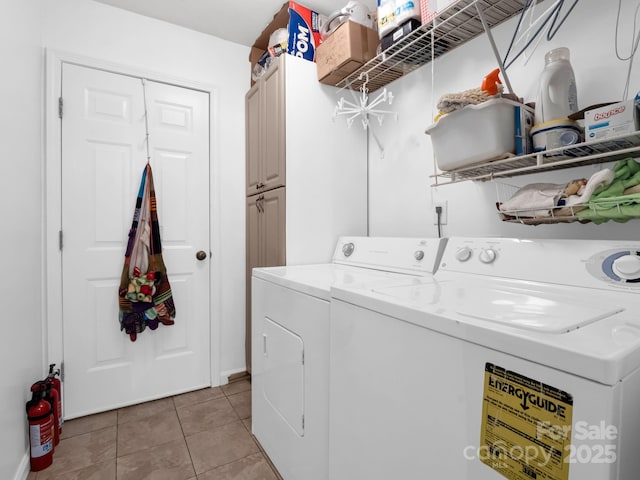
left=245, top=58, right=285, bottom=197
left=245, top=54, right=369, bottom=371
left=246, top=187, right=286, bottom=274
left=246, top=188, right=285, bottom=370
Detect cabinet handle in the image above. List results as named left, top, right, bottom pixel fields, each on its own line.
left=256, top=182, right=265, bottom=190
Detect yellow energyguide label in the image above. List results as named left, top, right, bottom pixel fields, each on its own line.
left=480, top=363, right=574, bottom=480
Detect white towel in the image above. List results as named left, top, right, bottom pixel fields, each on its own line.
left=565, top=169, right=615, bottom=206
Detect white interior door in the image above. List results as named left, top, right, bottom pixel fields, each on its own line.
left=61, top=62, right=211, bottom=418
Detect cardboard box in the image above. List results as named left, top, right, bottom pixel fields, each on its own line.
left=316, top=21, right=380, bottom=85
left=584, top=99, right=640, bottom=142
left=250, top=1, right=324, bottom=84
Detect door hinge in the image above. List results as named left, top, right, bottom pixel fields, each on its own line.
left=301, top=351, right=305, bottom=365
left=302, top=414, right=305, bottom=430
left=58, top=97, right=63, bottom=119
left=59, top=230, right=63, bottom=251
left=60, top=362, right=65, bottom=382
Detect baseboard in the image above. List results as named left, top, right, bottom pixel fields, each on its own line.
left=219, top=367, right=247, bottom=385
left=13, top=451, right=30, bottom=480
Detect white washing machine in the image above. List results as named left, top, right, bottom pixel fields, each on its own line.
left=251, top=236, right=447, bottom=480
left=329, top=237, right=640, bottom=480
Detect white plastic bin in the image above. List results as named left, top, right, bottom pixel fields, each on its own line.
left=425, top=98, right=534, bottom=171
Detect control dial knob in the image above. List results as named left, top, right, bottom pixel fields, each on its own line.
left=455, top=247, right=472, bottom=262
left=414, top=250, right=425, bottom=261
left=479, top=248, right=497, bottom=264
left=342, top=242, right=355, bottom=257
left=612, top=254, right=640, bottom=280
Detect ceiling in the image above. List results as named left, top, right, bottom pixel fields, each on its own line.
left=91, top=0, right=378, bottom=47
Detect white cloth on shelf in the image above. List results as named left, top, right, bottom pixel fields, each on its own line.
left=499, top=183, right=566, bottom=217
left=564, top=169, right=615, bottom=206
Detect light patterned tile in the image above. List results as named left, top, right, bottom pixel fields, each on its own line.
left=34, top=459, right=116, bottom=480
left=196, top=452, right=278, bottom=480
left=242, top=417, right=252, bottom=433
left=117, top=438, right=195, bottom=480
left=186, top=421, right=259, bottom=474
left=117, top=409, right=183, bottom=456
left=173, top=387, right=225, bottom=409
left=117, top=397, right=175, bottom=425
left=177, top=396, right=239, bottom=436
left=34, top=427, right=116, bottom=478
left=221, top=379, right=251, bottom=397
left=227, top=391, right=251, bottom=420
left=61, top=411, right=117, bottom=439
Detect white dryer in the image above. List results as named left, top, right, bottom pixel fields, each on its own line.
left=251, top=236, right=447, bottom=480
left=329, top=237, right=640, bottom=480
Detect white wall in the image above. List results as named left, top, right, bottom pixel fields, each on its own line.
left=369, top=0, right=640, bottom=240
left=0, top=1, right=44, bottom=478
left=41, top=0, right=250, bottom=377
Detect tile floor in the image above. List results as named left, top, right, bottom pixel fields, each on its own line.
left=27, top=380, right=283, bottom=480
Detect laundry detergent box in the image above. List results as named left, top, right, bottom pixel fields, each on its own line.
left=250, top=2, right=325, bottom=85
left=287, top=1, right=324, bottom=62
left=584, top=97, right=640, bottom=142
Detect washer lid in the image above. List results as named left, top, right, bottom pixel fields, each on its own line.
left=370, top=279, right=624, bottom=333
left=453, top=285, right=623, bottom=333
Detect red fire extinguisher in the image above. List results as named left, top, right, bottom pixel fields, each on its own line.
left=43, top=381, right=60, bottom=447
left=26, top=382, right=54, bottom=472
left=45, top=364, right=63, bottom=442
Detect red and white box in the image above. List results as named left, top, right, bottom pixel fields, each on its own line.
left=420, top=0, right=458, bottom=25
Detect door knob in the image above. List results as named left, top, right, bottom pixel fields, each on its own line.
left=196, top=250, right=207, bottom=261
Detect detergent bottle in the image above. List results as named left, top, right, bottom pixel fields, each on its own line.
left=535, top=47, right=578, bottom=124
left=481, top=68, right=503, bottom=97
left=377, top=0, right=397, bottom=38
left=394, top=0, right=421, bottom=26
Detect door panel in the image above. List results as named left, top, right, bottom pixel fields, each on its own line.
left=263, top=187, right=286, bottom=267
left=262, top=60, right=285, bottom=191
left=61, top=63, right=211, bottom=418
left=246, top=84, right=262, bottom=195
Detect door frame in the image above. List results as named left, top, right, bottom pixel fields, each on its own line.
left=44, top=49, right=223, bottom=387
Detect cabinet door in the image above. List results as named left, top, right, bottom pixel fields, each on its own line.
left=246, top=83, right=262, bottom=196
left=246, top=194, right=262, bottom=372
left=262, top=59, right=286, bottom=192
left=262, top=187, right=286, bottom=267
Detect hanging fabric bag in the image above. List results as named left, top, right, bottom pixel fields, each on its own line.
left=118, top=164, right=175, bottom=341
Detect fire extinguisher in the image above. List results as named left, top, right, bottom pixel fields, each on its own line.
left=43, top=380, right=60, bottom=447
left=26, top=382, right=54, bottom=472
left=45, top=364, right=63, bottom=441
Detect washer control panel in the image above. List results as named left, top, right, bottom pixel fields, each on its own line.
left=441, top=237, right=640, bottom=290
left=587, top=249, right=640, bottom=286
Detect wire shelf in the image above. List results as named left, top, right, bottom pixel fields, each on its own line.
left=431, top=131, right=640, bottom=186
left=335, top=0, right=528, bottom=92
left=495, top=181, right=587, bottom=225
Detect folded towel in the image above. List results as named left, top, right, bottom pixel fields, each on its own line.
left=565, top=169, right=615, bottom=206
left=589, top=159, right=640, bottom=200
left=577, top=192, right=640, bottom=224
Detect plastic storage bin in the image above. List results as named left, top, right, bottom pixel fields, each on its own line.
left=425, top=98, right=534, bottom=171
